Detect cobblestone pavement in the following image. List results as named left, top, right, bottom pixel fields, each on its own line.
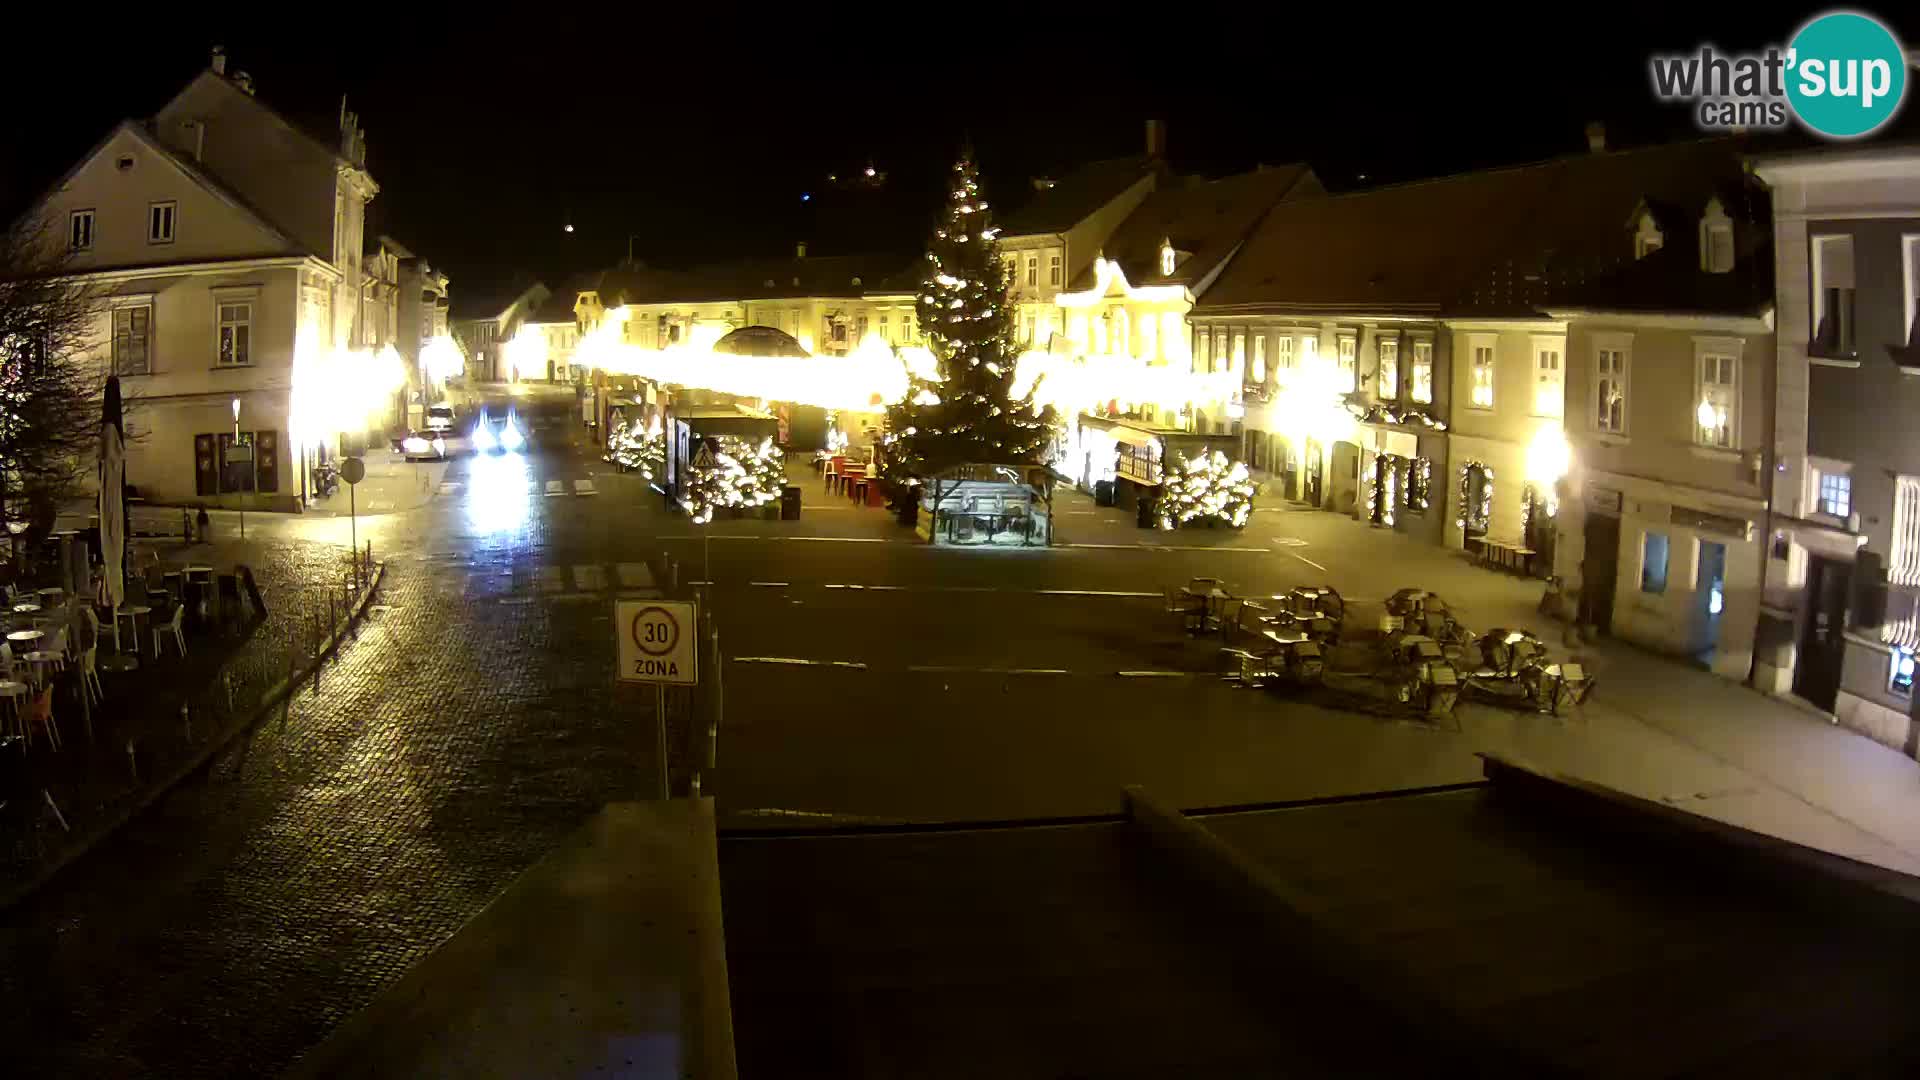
left=0, top=404, right=663, bottom=1077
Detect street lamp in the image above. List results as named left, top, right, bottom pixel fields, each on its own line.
left=232, top=398, right=245, bottom=539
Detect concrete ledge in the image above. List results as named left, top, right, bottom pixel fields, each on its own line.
left=0, top=561, right=385, bottom=913
left=1120, top=785, right=1550, bottom=1074
left=286, top=799, right=736, bottom=1080
left=1478, top=751, right=1920, bottom=913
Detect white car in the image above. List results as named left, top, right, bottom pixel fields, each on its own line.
left=426, top=404, right=456, bottom=433
left=401, top=431, right=448, bottom=461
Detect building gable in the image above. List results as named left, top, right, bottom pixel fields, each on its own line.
left=29, top=121, right=300, bottom=272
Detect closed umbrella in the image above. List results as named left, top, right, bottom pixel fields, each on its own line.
left=98, top=376, right=129, bottom=671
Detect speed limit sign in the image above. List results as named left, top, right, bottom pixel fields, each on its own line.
left=616, top=599, right=698, bottom=685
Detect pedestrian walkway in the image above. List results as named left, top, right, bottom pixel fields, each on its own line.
left=306, top=450, right=448, bottom=516
left=1225, top=503, right=1920, bottom=876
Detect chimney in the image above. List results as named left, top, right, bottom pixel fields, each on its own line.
left=1145, top=118, right=1166, bottom=159
left=796, top=241, right=807, bottom=259
left=1585, top=121, right=1606, bottom=153
left=211, top=46, right=227, bottom=76
left=234, top=71, right=255, bottom=96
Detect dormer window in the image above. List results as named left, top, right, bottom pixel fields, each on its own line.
left=1159, top=239, right=1176, bottom=277
left=1699, top=197, right=1734, bottom=274
left=1633, top=211, right=1664, bottom=259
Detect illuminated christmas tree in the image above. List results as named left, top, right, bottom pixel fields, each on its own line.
left=1157, top=450, right=1254, bottom=529
left=884, top=151, right=1057, bottom=487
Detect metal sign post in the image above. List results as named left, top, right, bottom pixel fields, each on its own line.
left=341, top=456, right=367, bottom=565
left=616, top=598, right=699, bottom=799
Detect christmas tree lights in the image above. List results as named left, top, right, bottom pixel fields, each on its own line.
left=1157, top=450, right=1254, bottom=529
left=607, top=416, right=665, bottom=479
left=679, top=435, right=786, bottom=524
left=884, top=152, right=1058, bottom=487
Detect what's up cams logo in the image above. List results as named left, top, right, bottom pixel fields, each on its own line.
left=1650, top=10, right=1910, bottom=139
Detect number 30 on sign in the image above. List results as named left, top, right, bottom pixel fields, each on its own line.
left=615, top=599, right=698, bottom=685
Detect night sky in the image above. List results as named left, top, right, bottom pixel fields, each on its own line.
left=3, top=8, right=1915, bottom=314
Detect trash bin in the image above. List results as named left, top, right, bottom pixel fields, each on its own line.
left=1093, top=479, right=1116, bottom=507
left=781, top=485, right=802, bottom=521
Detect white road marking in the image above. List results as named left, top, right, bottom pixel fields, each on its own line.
left=572, top=564, right=606, bottom=591
left=1152, top=545, right=1269, bottom=553
left=1290, top=552, right=1330, bottom=572
left=1117, top=670, right=1190, bottom=678
left=367, top=500, right=394, bottom=511
left=734, top=656, right=819, bottom=665
left=575, top=477, right=597, bottom=495
left=615, top=562, right=654, bottom=588
left=749, top=581, right=789, bottom=587
left=1034, top=589, right=1160, bottom=598
left=545, top=480, right=565, bottom=496
left=1270, top=537, right=1309, bottom=547
left=500, top=597, right=534, bottom=606
left=1061, top=543, right=1136, bottom=550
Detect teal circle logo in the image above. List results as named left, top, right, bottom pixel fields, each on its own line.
left=1786, top=11, right=1907, bottom=138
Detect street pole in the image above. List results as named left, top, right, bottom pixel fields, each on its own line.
left=350, top=480, right=357, bottom=566
left=232, top=398, right=245, bottom=541
left=655, top=683, right=669, bottom=799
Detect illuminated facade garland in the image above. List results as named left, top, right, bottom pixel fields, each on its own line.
left=1456, top=461, right=1493, bottom=532
left=1406, top=456, right=1432, bottom=511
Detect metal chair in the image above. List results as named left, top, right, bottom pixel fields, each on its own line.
left=154, top=604, right=187, bottom=660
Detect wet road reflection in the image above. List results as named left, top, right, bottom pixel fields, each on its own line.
left=466, top=450, right=531, bottom=536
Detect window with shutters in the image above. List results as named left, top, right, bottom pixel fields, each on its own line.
left=1336, top=333, right=1357, bottom=391
left=1811, top=234, right=1856, bottom=357
left=1252, top=335, right=1266, bottom=385
left=1892, top=476, right=1920, bottom=587
left=69, top=209, right=95, bottom=251
left=112, top=304, right=151, bottom=376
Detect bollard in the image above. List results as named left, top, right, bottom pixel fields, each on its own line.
left=180, top=701, right=191, bottom=741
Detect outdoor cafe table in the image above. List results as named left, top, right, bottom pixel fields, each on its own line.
left=7, top=629, right=43, bottom=652
left=1180, top=584, right=1234, bottom=633
left=113, top=606, right=151, bottom=656
left=35, top=587, right=63, bottom=605
left=10, top=603, right=38, bottom=616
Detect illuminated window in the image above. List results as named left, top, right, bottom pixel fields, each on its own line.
left=1275, top=334, right=1295, bottom=372
left=1469, top=339, right=1495, bottom=408
left=1231, top=330, right=1245, bottom=376
left=1252, top=335, right=1266, bottom=384
left=1532, top=338, right=1563, bottom=417
left=1594, top=343, right=1628, bottom=433
left=1377, top=337, right=1398, bottom=399
left=1409, top=339, right=1432, bottom=403
left=217, top=302, right=252, bottom=366
left=1893, top=648, right=1915, bottom=695
left=1049, top=253, right=1061, bottom=285
left=879, top=314, right=890, bottom=340
left=1026, top=256, right=1038, bottom=287
left=1336, top=333, right=1356, bottom=391
left=1694, top=345, right=1737, bottom=448
left=1160, top=241, right=1176, bottom=277
left=1819, top=471, right=1851, bottom=518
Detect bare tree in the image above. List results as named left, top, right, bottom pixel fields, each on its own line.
left=0, top=217, right=114, bottom=555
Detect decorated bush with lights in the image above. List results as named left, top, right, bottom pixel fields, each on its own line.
left=883, top=151, right=1058, bottom=490
left=679, top=435, right=786, bottom=524
left=607, top=418, right=665, bottom=479
left=1157, top=450, right=1254, bottom=530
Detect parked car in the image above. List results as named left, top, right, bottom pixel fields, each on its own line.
left=401, top=431, right=448, bottom=461
left=426, top=404, right=456, bottom=433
